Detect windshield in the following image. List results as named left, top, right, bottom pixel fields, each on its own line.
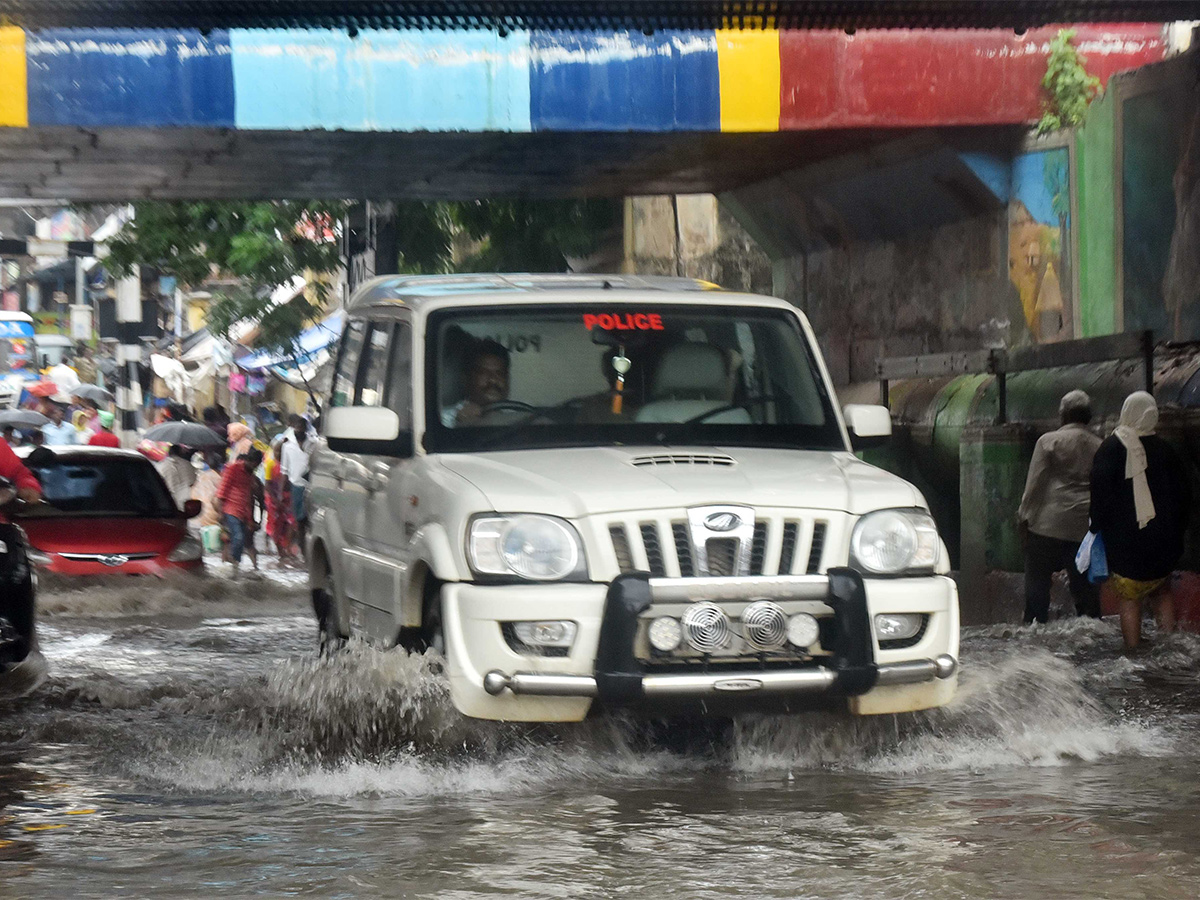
left=425, top=304, right=843, bottom=453
left=26, top=457, right=177, bottom=517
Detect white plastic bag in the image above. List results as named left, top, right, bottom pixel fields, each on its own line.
left=1075, top=531, right=1096, bottom=574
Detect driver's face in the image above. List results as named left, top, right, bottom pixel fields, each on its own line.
left=467, top=354, right=509, bottom=406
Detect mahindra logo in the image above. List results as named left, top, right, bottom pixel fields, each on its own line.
left=99, top=555, right=129, bottom=567
left=704, top=512, right=741, bottom=532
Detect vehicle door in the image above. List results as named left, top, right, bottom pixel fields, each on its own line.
left=359, top=317, right=415, bottom=627
left=338, top=314, right=414, bottom=637
left=309, top=316, right=367, bottom=588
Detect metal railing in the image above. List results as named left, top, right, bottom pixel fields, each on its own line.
left=876, top=330, right=1154, bottom=424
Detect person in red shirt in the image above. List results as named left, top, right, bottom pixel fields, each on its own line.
left=214, top=449, right=263, bottom=575
left=87, top=411, right=121, bottom=448
left=0, top=436, right=41, bottom=506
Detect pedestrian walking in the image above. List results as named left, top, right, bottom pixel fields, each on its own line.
left=156, top=444, right=198, bottom=509
left=1017, top=390, right=1102, bottom=623
left=279, top=414, right=313, bottom=558
left=87, top=411, right=120, bottom=447
left=1090, top=392, right=1192, bottom=650
left=214, top=449, right=264, bottom=578
left=40, top=399, right=77, bottom=446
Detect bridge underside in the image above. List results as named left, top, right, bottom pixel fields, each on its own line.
left=0, top=125, right=1026, bottom=200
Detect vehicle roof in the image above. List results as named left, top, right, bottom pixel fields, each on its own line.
left=35, top=334, right=74, bottom=345
left=16, top=445, right=151, bottom=463
left=345, top=273, right=799, bottom=316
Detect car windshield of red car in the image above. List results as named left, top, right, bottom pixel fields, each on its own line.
left=27, top=458, right=176, bottom=517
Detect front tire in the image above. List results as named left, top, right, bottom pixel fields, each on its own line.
left=312, top=569, right=345, bottom=656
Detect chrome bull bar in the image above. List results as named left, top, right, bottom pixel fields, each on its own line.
left=483, top=654, right=957, bottom=698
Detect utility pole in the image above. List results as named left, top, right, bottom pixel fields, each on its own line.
left=114, top=266, right=141, bottom=445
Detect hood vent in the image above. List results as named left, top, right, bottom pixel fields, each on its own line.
left=629, top=453, right=736, bottom=468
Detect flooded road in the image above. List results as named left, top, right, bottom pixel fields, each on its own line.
left=4, top=568, right=1200, bottom=898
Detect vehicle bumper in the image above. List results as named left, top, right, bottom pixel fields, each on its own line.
left=34, top=554, right=204, bottom=576
left=442, top=568, right=959, bottom=722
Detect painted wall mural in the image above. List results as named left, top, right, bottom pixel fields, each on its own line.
left=1009, top=147, right=1072, bottom=343
left=0, top=24, right=1166, bottom=133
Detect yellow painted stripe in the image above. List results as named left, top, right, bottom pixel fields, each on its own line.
left=0, top=27, right=28, bottom=127
left=716, top=28, right=780, bottom=133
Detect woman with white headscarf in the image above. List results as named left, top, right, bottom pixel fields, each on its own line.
left=1090, top=392, right=1192, bottom=649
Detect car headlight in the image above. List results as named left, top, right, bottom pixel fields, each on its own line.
left=167, top=535, right=204, bottom=562
left=468, top=515, right=587, bottom=582
left=850, top=508, right=939, bottom=575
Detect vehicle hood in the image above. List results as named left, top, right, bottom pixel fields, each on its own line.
left=19, top=514, right=186, bottom=555
left=437, top=446, right=923, bottom=519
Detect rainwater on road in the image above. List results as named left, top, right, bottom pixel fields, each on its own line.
left=3, top=564, right=1200, bottom=899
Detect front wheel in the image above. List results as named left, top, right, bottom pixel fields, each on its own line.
left=312, top=571, right=346, bottom=657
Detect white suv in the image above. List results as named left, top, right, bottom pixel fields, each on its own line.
left=309, top=274, right=959, bottom=722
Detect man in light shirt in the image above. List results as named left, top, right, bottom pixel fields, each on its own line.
left=1017, top=390, right=1102, bottom=623
left=279, top=414, right=313, bottom=556
left=40, top=400, right=77, bottom=446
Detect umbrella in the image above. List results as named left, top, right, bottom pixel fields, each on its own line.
left=28, top=380, right=60, bottom=398
left=0, top=409, right=50, bottom=429
left=72, top=383, right=115, bottom=404
left=142, top=421, right=226, bottom=449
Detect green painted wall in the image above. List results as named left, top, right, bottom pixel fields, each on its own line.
left=1075, top=89, right=1116, bottom=337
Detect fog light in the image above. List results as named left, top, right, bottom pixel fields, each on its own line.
left=647, top=616, right=682, bottom=652
left=874, top=613, right=924, bottom=641
left=512, top=620, right=577, bottom=648
left=786, top=613, right=820, bottom=648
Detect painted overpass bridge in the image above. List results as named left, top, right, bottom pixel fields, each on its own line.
left=0, top=18, right=1169, bottom=199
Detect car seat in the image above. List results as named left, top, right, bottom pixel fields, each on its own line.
left=634, top=343, right=751, bottom=424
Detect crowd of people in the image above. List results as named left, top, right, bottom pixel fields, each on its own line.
left=1018, top=389, right=1192, bottom=650
left=172, top=408, right=315, bottom=577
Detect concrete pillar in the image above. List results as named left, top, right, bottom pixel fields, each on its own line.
left=958, top=423, right=1027, bottom=624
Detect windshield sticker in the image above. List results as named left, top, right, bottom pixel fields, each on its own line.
left=583, top=313, right=664, bottom=332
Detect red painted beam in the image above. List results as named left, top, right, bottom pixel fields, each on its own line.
left=779, top=25, right=1167, bottom=129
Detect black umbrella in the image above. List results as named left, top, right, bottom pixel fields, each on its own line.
left=72, top=383, right=115, bottom=404
left=142, top=421, right=226, bottom=449
left=0, top=409, right=50, bottom=429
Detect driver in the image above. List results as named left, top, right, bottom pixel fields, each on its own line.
left=441, top=340, right=510, bottom=427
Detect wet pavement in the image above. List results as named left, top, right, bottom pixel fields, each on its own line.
left=3, top=560, right=1200, bottom=898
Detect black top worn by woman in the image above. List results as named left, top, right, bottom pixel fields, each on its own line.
left=1089, top=434, right=1191, bottom=582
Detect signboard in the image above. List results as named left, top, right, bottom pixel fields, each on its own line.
left=1, top=290, right=17, bottom=312
left=69, top=304, right=93, bottom=341
left=52, top=290, right=68, bottom=306
left=0, top=320, right=34, bottom=339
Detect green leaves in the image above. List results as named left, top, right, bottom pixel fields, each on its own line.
left=1038, top=29, right=1102, bottom=134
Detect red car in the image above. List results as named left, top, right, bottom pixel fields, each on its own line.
left=15, top=446, right=203, bottom=576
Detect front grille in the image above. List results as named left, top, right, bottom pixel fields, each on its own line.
left=640, top=523, right=666, bottom=578
left=606, top=513, right=838, bottom=579
left=610, top=525, right=635, bottom=574
left=749, top=521, right=768, bottom=575
left=705, top=538, right=738, bottom=577
left=778, top=522, right=800, bottom=574
left=671, top=522, right=694, bottom=577
left=807, top=522, right=827, bottom=573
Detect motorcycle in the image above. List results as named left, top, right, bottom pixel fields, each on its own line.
left=0, top=475, right=46, bottom=699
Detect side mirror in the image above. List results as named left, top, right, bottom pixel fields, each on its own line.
left=843, top=404, right=892, bottom=450
left=325, top=406, right=413, bottom=457
left=182, top=498, right=202, bottom=518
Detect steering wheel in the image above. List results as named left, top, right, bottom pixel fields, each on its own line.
left=480, top=400, right=537, bottom=415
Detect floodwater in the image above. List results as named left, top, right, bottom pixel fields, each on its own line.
left=4, top=567, right=1200, bottom=899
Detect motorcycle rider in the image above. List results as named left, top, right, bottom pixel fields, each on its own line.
left=0, top=435, right=42, bottom=671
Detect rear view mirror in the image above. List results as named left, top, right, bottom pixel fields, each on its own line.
left=843, top=404, right=892, bottom=450
left=182, top=499, right=202, bottom=518
left=325, top=407, right=413, bottom=457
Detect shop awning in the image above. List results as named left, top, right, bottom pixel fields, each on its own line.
left=237, top=310, right=344, bottom=387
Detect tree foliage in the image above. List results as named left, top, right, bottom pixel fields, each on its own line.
left=450, top=199, right=620, bottom=272
left=1038, top=29, right=1102, bottom=134
left=105, top=200, right=349, bottom=355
